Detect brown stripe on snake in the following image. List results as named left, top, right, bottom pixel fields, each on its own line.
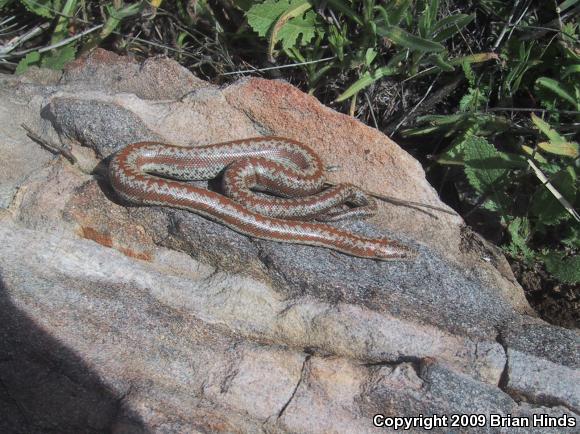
left=108, top=137, right=417, bottom=260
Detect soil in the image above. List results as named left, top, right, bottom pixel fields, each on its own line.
left=510, top=260, right=579, bottom=330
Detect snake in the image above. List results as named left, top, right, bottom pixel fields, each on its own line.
left=108, top=137, right=417, bottom=261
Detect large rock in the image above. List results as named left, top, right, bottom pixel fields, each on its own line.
left=0, top=49, right=577, bottom=433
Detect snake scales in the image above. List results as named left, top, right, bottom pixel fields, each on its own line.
left=108, top=137, right=417, bottom=261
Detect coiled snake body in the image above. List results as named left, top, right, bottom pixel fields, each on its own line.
left=108, top=137, right=416, bottom=261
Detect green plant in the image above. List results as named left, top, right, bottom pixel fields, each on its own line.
left=403, top=0, right=580, bottom=285
left=9, top=0, right=145, bottom=74
left=14, top=0, right=80, bottom=73
left=243, top=0, right=493, bottom=109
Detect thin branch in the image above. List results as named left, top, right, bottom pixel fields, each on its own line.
left=485, top=107, right=580, bottom=115
left=390, top=74, right=439, bottom=134
left=4, top=25, right=103, bottom=58
left=513, top=5, right=580, bottom=42
left=124, top=34, right=202, bottom=60
left=21, top=124, right=77, bottom=164
left=0, top=22, right=50, bottom=55
left=3, top=0, right=205, bottom=62
left=504, top=0, right=532, bottom=45
left=364, top=91, right=379, bottom=130
left=220, top=56, right=336, bottom=76
left=401, top=66, right=437, bottom=83
left=0, top=16, right=16, bottom=27
left=527, top=159, right=580, bottom=222
left=493, top=0, right=522, bottom=50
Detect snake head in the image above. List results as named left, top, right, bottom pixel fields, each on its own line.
left=372, top=239, right=418, bottom=261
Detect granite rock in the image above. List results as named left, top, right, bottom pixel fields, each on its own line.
left=0, top=49, right=577, bottom=433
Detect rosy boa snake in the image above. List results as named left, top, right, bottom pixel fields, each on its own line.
left=108, top=137, right=417, bottom=261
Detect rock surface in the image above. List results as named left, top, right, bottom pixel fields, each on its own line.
left=0, top=49, right=578, bottom=433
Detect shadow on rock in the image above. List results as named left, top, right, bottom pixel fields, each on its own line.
left=0, top=275, right=147, bottom=434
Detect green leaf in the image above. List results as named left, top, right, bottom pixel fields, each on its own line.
left=536, top=77, right=579, bottom=107
left=432, top=14, right=474, bottom=42
left=385, top=50, right=408, bottom=68
left=267, top=0, right=314, bottom=59
left=401, top=52, right=497, bottom=81
left=335, top=65, right=399, bottom=102
left=21, top=0, right=54, bottom=18
left=52, top=0, right=78, bottom=44
left=365, top=48, right=377, bottom=66
left=418, top=3, right=429, bottom=37
left=538, top=141, right=579, bottom=158
left=558, top=0, right=580, bottom=13
left=100, top=2, right=143, bottom=40
left=41, top=44, right=77, bottom=70
left=432, top=13, right=473, bottom=34
left=377, top=25, right=445, bottom=52
left=450, top=52, right=499, bottom=65
left=417, top=0, right=439, bottom=37
left=374, top=5, right=390, bottom=26
left=504, top=46, right=541, bottom=95
left=470, top=114, right=512, bottom=136
left=463, top=135, right=510, bottom=212
left=276, top=9, right=317, bottom=48
left=561, top=225, right=580, bottom=249
left=327, top=25, right=347, bottom=61
left=384, top=0, right=412, bottom=26
left=402, top=125, right=443, bottom=136
left=402, top=114, right=469, bottom=138
left=430, top=0, right=440, bottom=22
left=308, top=63, right=334, bottom=88
left=521, top=145, right=548, bottom=164
left=530, top=168, right=577, bottom=225
left=15, top=51, right=41, bottom=74
left=459, top=88, right=486, bottom=111
left=325, top=0, right=363, bottom=26
left=542, top=252, right=580, bottom=284
left=462, top=60, right=478, bottom=87
left=561, top=64, right=580, bottom=79
left=176, top=31, right=188, bottom=49
left=431, top=53, right=454, bottom=71
left=417, top=114, right=466, bottom=125
left=505, top=217, right=535, bottom=263
left=248, top=0, right=317, bottom=57
left=462, top=150, right=527, bottom=169
left=561, top=23, right=579, bottom=46
left=531, top=113, right=567, bottom=144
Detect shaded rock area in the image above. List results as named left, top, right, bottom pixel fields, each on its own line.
left=0, top=49, right=578, bottom=433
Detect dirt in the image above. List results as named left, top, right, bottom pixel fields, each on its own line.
left=510, top=260, right=579, bottom=330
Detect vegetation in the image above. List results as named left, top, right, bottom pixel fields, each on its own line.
left=1, top=0, right=578, bottom=323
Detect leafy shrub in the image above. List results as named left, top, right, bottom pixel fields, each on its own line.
left=243, top=0, right=496, bottom=105
left=402, top=0, right=579, bottom=284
